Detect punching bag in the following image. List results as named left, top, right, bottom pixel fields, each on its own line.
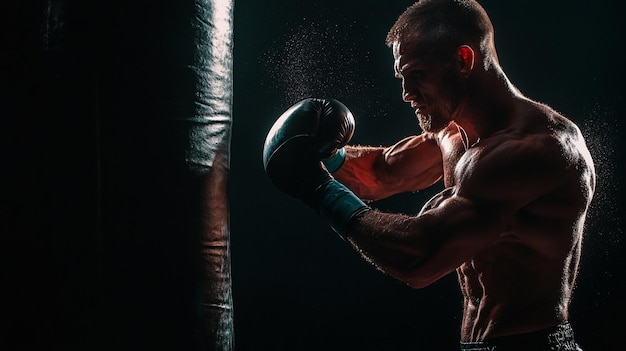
left=96, top=0, right=235, bottom=349
left=3, top=0, right=235, bottom=349
left=191, top=1, right=236, bottom=349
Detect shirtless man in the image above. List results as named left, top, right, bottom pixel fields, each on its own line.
left=262, top=0, right=595, bottom=349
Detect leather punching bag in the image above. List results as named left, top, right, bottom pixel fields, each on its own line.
left=3, top=0, right=235, bottom=349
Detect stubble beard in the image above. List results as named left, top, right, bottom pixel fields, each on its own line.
left=418, top=112, right=450, bottom=133
left=418, top=91, right=461, bottom=133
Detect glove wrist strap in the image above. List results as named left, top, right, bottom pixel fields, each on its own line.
left=317, top=180, right=370, bottom=240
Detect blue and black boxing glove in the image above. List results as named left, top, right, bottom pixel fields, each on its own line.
left=262, top=98, right=370, bottom=238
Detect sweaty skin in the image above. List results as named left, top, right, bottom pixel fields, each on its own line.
left=331, top=35, right=596, bottom=342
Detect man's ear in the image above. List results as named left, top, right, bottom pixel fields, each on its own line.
left=457, top=45, right=474, bottom=77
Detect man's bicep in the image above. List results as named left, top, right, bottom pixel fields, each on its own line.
left=379, top=134, right=443, bottom=187
left=336, top=134, right=443, bottom=200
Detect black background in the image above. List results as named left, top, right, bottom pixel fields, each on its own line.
left=230, top=0, right=625, bottom=350
left=2, top=0, right=624, bottom=350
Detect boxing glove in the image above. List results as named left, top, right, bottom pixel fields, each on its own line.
left=263, top=98, right=354, bottom=162
left=263, top=98, right=370, bottom=237
left=263, top=98, right=353, bottom=201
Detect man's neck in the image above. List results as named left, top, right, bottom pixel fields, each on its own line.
left=453, top=66, right=520, bottom=140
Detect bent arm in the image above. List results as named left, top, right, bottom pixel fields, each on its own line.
left=338, top=137, right=571, bottom=289
left=344, top=188, right=508, bottom=288
left=332, top=133, right=443, bottom=201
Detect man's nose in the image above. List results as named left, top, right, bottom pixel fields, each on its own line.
left=402, top=91, right=413, bottom=102
left=401, top=79, right=416, bottom=102
left=402, top=85, right=416, bottom=102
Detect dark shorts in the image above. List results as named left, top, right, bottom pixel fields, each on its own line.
left=459, top=323, right=583, bottom=351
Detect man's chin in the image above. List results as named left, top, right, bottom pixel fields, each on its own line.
left=418, top=113, right=449, bottom=133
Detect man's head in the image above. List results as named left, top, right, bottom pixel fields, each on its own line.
left=386, top=0, right=496, bottom=59
left=387, top=0, right=497, bottom=133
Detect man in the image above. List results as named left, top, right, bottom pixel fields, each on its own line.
left=262, top=0, right=595, bottom=349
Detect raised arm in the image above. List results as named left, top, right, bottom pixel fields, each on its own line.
left=262, top=98, right=589, bottom=290
left=332, top=134, right=444, bottom=201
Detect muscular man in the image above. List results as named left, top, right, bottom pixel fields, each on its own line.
left=263, top=1, right=595, bottom=350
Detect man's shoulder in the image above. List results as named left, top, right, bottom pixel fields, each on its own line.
left=515, top=98, right=582, bottom=138
left=477, top=131, right=563, bottom=170
left=483, top=99, right=586, bottom=165
left=454, top=99, right=594, bottom=215
left=459, top=128, right=573, bottom=197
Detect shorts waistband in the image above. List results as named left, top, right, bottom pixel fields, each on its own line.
left=459, top=323, right=582, bottom=351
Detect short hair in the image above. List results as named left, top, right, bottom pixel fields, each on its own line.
left=386, top=0, right=495, bottom=57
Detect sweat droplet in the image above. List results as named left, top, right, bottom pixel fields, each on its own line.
left=260, top=17, right=383, bottom=114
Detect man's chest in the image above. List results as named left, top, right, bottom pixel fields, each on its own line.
left=440, top=138, right=470, bottom=187
left=437, top=125, right=490, bottom=187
